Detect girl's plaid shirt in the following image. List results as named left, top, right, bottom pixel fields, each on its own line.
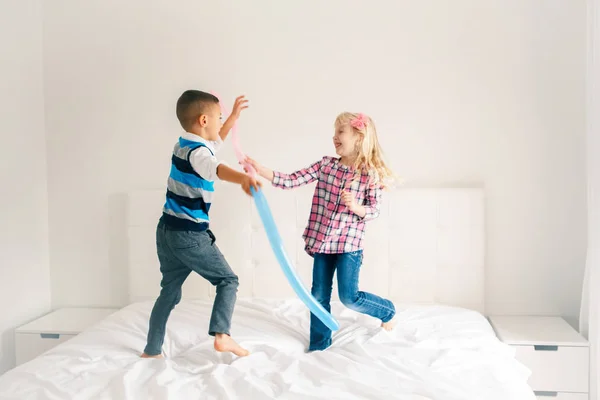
left=272, top=156, right=382, bottom=256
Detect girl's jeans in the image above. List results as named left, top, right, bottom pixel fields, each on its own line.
left=309, top=250, right=395, bottom=351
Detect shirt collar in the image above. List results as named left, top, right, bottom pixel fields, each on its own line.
left=181, top=131, right=222, bottom=152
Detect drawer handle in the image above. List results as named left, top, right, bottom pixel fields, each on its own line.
left=40, top=333, right=60, bottom=339
left=534, top=391, right=558, bottom=397
left=534, top=345, right=558, bottom=351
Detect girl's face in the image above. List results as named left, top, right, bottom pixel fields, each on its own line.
left=333, top=123, right=360, bottom=158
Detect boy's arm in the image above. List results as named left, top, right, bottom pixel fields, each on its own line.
left=218, top=118, right=236, bottom=142
left=217, top=164, right=261, bottom=196
left=188, top=143, right=260, bottom=196
left=216, top=164, right=248, bottom=185
left=219, top=95, right=248, bottom=141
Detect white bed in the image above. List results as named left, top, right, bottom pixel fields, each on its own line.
left=0, top=299, right=534, bottom=400
left=0, top=187, right=538, bottom=399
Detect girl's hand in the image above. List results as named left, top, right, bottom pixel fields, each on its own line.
left=342, top=190, right=367, bottom=217
left=243, top=156, right=261, bottom=173
left=242, top=156, right=275, bottom=182
left=341, top=190, right=358, bottom=213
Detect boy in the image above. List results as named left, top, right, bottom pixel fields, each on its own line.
left=141, top=90, right=260, bottom=358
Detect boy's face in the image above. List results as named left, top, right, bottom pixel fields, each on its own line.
left=200, top=103, right=222, bottom=141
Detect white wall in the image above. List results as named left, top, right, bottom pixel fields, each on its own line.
left=43, top=1, right=587, bottom=323
left=0, top=0, right=51, bottom=374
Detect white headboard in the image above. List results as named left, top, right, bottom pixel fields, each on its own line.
left=127, top=184, right=485, bottom=313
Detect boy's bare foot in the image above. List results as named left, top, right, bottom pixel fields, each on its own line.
left=381, top=318, right=397, bottom=331
left=140, top=353, right=163, bottom=359
left=214, top=333, right=250, bottom=357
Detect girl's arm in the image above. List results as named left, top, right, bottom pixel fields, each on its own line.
left=344, top=182, right=382, bottom=220
left=246, top=157, right=322, bottom=190
left=360, top=183, right=382, bottom=220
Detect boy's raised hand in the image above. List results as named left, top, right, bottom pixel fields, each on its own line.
left=219, top=95, right=249, bottom=141
left=230, top=95, right=249, bottom=120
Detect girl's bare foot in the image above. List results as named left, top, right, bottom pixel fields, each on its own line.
left=381, top=318, right=397, bottom=331
left=140, top=353, right=163, bottom=359
left=214, top=333, right=250, bottom=357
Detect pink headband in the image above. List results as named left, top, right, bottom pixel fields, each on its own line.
left=350, top=113, right=368, bottom=130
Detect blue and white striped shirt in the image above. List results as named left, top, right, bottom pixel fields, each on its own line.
left=160, top=132, right=225, bottom=231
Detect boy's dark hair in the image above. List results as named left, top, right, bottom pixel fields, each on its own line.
left=176, top=90, right=219, bottom=131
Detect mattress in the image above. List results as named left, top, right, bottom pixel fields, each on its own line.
left=0, top=299, right=536, bottom=400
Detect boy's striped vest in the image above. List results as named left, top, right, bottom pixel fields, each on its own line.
left=160, top=137, right=214, bottom=231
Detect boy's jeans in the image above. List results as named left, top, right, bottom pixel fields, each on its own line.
left=309, top=250, right=395, bottom=352
left=144, top=221, right=238, bottom=356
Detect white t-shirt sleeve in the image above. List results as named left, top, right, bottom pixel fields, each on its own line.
left=189, top=147, right=226, bottom=181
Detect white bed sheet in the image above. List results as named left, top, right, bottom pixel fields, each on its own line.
left=0, top=299, right=536, bottom=400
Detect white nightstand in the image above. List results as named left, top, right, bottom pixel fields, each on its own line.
left=488, top=316, right=590, bottom=400
left=15, top=307, right=117, bottom=365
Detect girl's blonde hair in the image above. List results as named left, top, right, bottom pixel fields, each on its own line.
left=335, top=112, right=395, bottom=188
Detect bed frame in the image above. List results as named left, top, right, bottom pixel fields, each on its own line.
left=126, top=185, right=485, bottom=313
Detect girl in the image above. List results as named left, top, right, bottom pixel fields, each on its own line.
left=245, top=112, right=395, bottom=351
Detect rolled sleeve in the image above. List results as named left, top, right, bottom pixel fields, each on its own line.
left=361, top=183, right=382, bottom=221
left=189, top=147, right=220, bottom=181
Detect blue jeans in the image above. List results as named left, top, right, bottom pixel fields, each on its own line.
left=144, top=222, right=239, bottom=356
left=309, top=251, right=395, bottom=351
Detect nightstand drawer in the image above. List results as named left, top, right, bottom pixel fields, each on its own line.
left=15, top=332, right=76, bottom=365
left=535, top=393, right=588, bottom=400
left=515, top=345, right=589, bottom=393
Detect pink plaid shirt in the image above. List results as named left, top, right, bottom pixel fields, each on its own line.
left=273, top=156, right=382, bottom=256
